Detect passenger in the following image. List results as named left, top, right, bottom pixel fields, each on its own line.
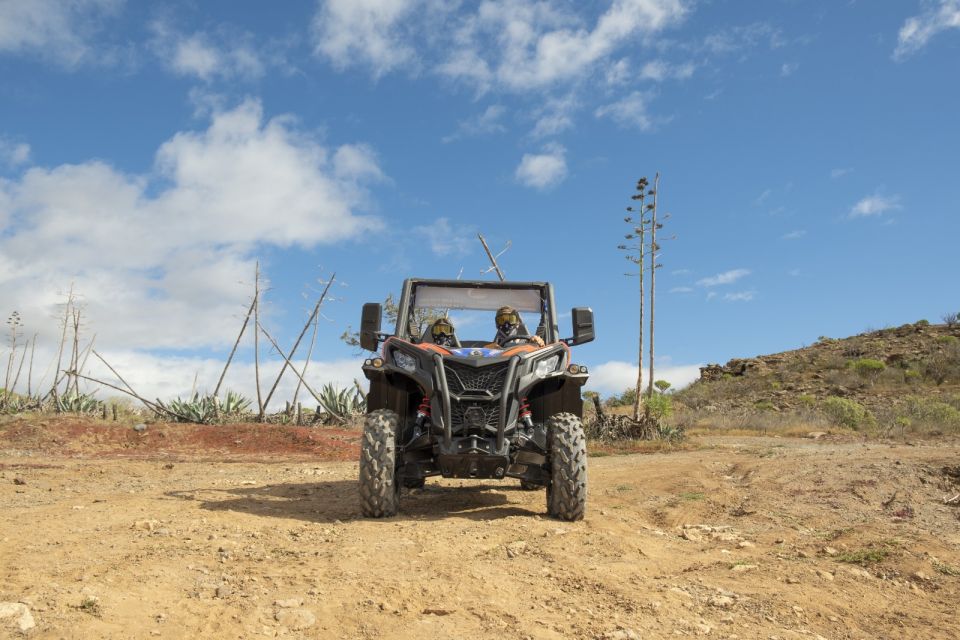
left=428, top=317, right=458, bottom=348
left=488, top=306, right=544, bottom=348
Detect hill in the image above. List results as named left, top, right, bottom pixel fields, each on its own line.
left=672, top=320, right=960, bottom=434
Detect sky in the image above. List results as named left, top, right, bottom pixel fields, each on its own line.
left=1, top=0, right=958, bottom=406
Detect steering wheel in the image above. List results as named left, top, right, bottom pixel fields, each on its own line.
left=500, top=334, right=537, bottom=346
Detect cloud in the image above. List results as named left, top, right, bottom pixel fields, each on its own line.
left=703, top=22, right=784, bottom=55
left=0, top=139, right=30, bottom=167
left=780, top=62, right=798, bottom=77
left=515, top=144, right=567, bottom=189
left=585, top=360, right=701, bottom=396
left=413, top=217, right=474, bottom=256
left=696, top=268, right=750, bottom=287
left=595, top=91, right=658, bottom=130
left=849, top=193, right=901, bottom=218
left=669, top=286, right=693, bottom=293
left=639, top=59, right=695, bottom=81
left=723, top=290, right=755, bottom=302
left=0, top=98, right=383, bottom=354
left=0, top=0, right=121, bottom=66
left=312, top=0, right=688, bottom=92
left=530, top=95, right=579, bottom=138
left=442, top=105, right=508, bottom=143
left=830, top=167, right=853, bottom=179
left=312, top=0, right=422, bottom=77
left=149, top=21, right=271, bottom=81
left=781, top=230, right=806, bottom=240
left=754, top=189, right=771, bottom=205
left=894, top=0, right=960, bottom=60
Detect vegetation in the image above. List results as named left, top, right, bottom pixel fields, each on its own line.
left=820, top=397, right=870, bottom=429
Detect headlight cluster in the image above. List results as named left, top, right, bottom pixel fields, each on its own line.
left=534, top=354, right=561, bottom=377
left=392, top=350, right=418, bottom=373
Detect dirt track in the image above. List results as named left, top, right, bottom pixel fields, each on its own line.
left=2, top=431, right=960, bottom=639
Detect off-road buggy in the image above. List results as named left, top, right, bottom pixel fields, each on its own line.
left=357, top=278, right=594, bottom=521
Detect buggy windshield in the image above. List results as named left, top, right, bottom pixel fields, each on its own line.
left=406, top=283, right=550, bottom=346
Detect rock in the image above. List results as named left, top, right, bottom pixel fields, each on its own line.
left=709, top=595, right=735, bottom=608
left=785, top=576, right=801, bottom=584
left=731, top=564, right=758, bottom=573
left=215, top=585, right=232, bottom=598
left=737, top=541, right=756, bottom=549
left=913, top=571, right=930, bottom=582
left=12, top=477, right=25, bottom=485
left=273, top=598, right=303, bottom=608
left=696, top=622, right=712, bottom=635
left=505, top=541, right=528, bottom=558
left=844, top=567, right=872, bottom=580
left=274, top=608, right=315, bottom=630
left=823, top=546, right=838, bottom=556
left=133, top=423, right=147, bottom=432
left=0, top=602, right=36, bottom=632
left=604, top=629, right=640, bottom=640
left=133, top=519, right=160, bottom=532
left=816, top=570, right=834, bottom=581
left=681, top=528, right=705, bottom=543
left=807, top=432, right=827, bottom=440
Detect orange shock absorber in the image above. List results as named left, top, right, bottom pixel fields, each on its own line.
left=415, top=395, right=431, bottom=427
left=519, top=397, right=534, bottom=429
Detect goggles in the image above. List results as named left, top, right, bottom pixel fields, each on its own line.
left=496, top=310, right=520, bottom=327
left=431, top=321, right=454, bottom=338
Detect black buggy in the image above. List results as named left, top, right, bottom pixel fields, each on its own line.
left=357, top=278, right=595, bottom=521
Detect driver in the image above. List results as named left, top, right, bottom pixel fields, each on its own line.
left=488, top=306, right=544, bottom=348
left=429, top=317, right=458, bottom=348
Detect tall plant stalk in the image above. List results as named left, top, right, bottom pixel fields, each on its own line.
left=254, top=261, right=263, bottom=421
left=648, top=172, right=660, bottom=401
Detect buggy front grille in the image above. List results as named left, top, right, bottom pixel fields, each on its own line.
left=451, top=400, right=500, bottom=433
left=443, top=361, right=510, bottom=395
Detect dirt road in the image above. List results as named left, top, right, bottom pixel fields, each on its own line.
left=2, top=431, right=959, bottom=639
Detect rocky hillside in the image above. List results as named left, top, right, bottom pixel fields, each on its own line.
left=674, top=320, right=960, bottom=431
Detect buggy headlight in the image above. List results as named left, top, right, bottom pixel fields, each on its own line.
left=392, top=351, right=417, bottom=373
left=534, top=354, right=561, bottom=377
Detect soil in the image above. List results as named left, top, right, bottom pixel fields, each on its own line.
left=2, top=419, right=960, bottom=639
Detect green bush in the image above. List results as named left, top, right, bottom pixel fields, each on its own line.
left=754, top=400, right=776, bottom=411
left=851, top=358, right=886, bottom=377
left=916, top=319, right=930, bottom=327
left=644, top=393, right=673, bottom=421
left=606, top=386, right=637, bottom=408
left=903, top=396, right=960, bottom=427
left=797, top=394, right=816, bottom=408
left=821, top=397, right=869, bottom=429
left=937, top=335, right=959, bottom=345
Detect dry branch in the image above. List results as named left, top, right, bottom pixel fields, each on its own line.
left=213, top=294, right=257, bottom=398
left=263, top=272, right=335, bottom=410
left=256, top=322, right=326, bottom=411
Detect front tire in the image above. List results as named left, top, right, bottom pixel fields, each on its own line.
left=359, top=409, right=401, bottom=517
left=546, top=413, right=587, bottom=521
left=519, top=480, right=541, bottom=491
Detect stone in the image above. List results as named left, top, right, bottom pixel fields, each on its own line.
left=133, top=423, right=147, bottom=432
left=215, top=585, right=232, bottom=598
left=0, top=602, right=36, bottom=632
left=807, top=432, right=828, bottom=440
left=12, top=477, right=25, bottom=485
left=709, top=595, right=735, bottom=608
left=731, top=564, right=758, bottom=573
left=605, top=629, right=640, bottom=640
left=816, top=570, right=834, bottom=581
left=822, top=547, right=838, bottom=556
left=506, top=541, right=528, bottom=558
left=133, top=520, right=160, bottom=532
left=274, top=608, right=315, bottom=630
left=737, top=541, right=756, bottom=549
left=273, top=598, right=303, bottom=608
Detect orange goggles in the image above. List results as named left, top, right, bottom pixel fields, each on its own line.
left=496, top=310, right=520, bottom=326
left=431, top=321, right=454, bottom=337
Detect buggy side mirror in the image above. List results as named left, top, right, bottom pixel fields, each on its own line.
left=567, top=307, right=595, bottom=346
left=360, top=303, right=382, bottom=352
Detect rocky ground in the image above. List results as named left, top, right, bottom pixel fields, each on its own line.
left=2, top=422, right=960, bottom=639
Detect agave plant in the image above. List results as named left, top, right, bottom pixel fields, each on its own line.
left=166, top=392, right=218, bottom=424
left=317, top=383, right=366, bottom=421
left=55, top=391, right=103, bottom=414
left=218, top=390, right=252, bottom=415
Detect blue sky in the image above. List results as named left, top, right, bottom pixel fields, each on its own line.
left=1, top=0, right=958, bottom=403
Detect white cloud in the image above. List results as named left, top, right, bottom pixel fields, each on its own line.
left=703, top=22, right=784, bottom=55
left=595, top=91, right=658, bottom=130
left=754, top=188, right=771, bottom=205
left=849, top=193, right=901, bottom=218
left=780, top=62, right=798, bottom=77
left=515, top=144, right=567, bottom=189
left=830, top=167, right=853, bottom=179
left=585, top=360, right=701, bottom=396
left=669, top=286, right=693, bottom=293
left=0, top=0, right=121, bottom=66
left=894, top=0, right=960, bottom=60
left=0, top=139, right=30, bottom=166
left=530, top=95, right=579, bottom=138
left=313, top=0, right=688, bottom=92
left=639, top=59, right=695, bottom=81
left=0, top=98, right=382, bottom=354
left=442, top=105, right=508, bottom=143
left=696, top=268, right=750, bottom=287
left=723, top=290, right=755, bottom=302
left=781, top=230, right=806, bottom=240
left=413, top=217, right=474, bottom=256
left=312, top=0, right=422, bottom=77
left=150, top=22, right=268, bottom=81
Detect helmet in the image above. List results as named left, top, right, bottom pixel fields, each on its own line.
left=430, top=318, right=456, bottom=346
left=495, top=306, right=520, bottom=336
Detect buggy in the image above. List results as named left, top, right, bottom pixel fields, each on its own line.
left=357, top=278, right=594, bottom=520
